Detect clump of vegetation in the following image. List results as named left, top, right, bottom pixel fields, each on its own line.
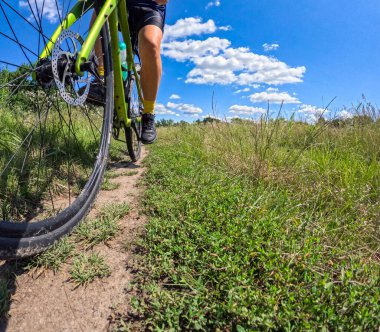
left=26, top=202, right=129, bottom=274
left=26, top=238, right=75, bottom=272
left=70, top=252, right=110, bottom=286
left=74, top=202, right=130, bottom=248
left=123, top=170, right=139, bottom=176
left=101, top=178, right=120, bottom=191
left=126, top=107, right=380, bottom=330
left=0, top=279, right=11, bottom=317
left=104, top=170, right=120, bottom=179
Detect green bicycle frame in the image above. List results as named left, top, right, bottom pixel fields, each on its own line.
left=38, top=0, right=143, bottom=128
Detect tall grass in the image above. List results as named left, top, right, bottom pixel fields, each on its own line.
left=0, top=95, right=128, bottom=221
left=127, top=113, right=380, bottom=330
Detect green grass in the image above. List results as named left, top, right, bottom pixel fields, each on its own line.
left=105, top=170, right=121, bottom=179
left=99, top=202, right=131, bottom=220
left=123, top=170, right=139, bottom=176
left=101, top=178, right=121, bottom=191
left=0, top=279, right=11, bottom=317
left=0, top=103, right=105, bottom=221
left=26, top=237, right=75, bottom=272
left=126, top=118, right=380, bottom=330
left=74, top=202, right=130, bottom=248
left=70, top=252, right=110, bottom=286
left=26, top=202, right=129, bottom=273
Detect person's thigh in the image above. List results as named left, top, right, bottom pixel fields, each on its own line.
left=138, top=25, right=163, bottom=53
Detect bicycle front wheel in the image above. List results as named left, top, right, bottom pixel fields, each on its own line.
left=125, top=74, right=142, bottom=162
left=0, top=1, right=113, bottom=259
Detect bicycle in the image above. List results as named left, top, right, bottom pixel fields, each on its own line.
left=0, top=0, right=144, bottom=259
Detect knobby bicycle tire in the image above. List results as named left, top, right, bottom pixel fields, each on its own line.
left=125, top=74, right=142, bottom=162
left=0, top=3, right=113, bottom=259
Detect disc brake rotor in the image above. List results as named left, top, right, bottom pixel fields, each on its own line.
left=52, top=30, right=92, bottom=106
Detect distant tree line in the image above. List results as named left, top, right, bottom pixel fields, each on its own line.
left=156, top=116, right=222, bottom=127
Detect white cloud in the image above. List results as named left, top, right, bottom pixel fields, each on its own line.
left=297, top=104, right=329, bottom=122
left=168, top=44, right=306, bottom=86
left=206, top=0, right=221, bottom=9
left=167, top=102, right=203, bottom=115
left=249, top=91, right=301, bottom=104
left=164, top=17, right=218, bottom=40
left=266, top=87, right=279, bottom=92
left=169, top=94, right=181, bottom=100
left=229, top=105, right=266, bottom=115
left=155, top=103, right=179, bottom=116
left=219, top=25, right=232, bottom=31
left=234, top=88, right=250, bottom=94
left=186, top=68, right=237, bottom=85
left=298, top=104, right=327, bottom=115
left=19, top=0, right=59, bottom=24
left=162, top=17, right=306, bottom=89
left=162, top=37, right=231, bottom=62
left=263, top=43, right=280, bottom=52
left=337, top=110, right=354, bottom=120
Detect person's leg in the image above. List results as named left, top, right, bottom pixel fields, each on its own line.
left=138, top=24, right=163, bottom=143
left=138, top=24, right=163, bottom=114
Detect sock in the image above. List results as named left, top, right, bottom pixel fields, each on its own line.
left=98, top=66, right=105, bottom=78
left=143, top=100, right=155, bottom=114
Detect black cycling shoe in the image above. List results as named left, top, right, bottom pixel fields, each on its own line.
left=141, top=113, right=157, bottom=144
left=79, top=79, right=105, bottom=106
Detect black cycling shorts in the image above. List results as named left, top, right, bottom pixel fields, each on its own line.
left=127, top=1, right=166, bottom=33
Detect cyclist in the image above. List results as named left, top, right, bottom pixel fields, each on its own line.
left=90, top=0, right=167, bottom=144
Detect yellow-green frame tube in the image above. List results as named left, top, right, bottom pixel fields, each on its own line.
left=40, top=1, right=94, bottom=59
left=75, top=0, right=117, bottom=75
left=118, top=0, right=144, bottom=103
left=109, top=7, right=130, bottom=127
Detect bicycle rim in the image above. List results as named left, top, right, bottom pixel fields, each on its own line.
left=0, top=1, right=113, bottom=259
left=125, top=75, right=142, bottom=162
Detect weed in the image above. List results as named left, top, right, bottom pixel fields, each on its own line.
left=105, top=170, right=120, bottom=179
left=26, top=237, right=75, bottom=272
left=101, top=178, right=120, bottom=191
left=100, top=202, right=130, bottom=220
left=0, top=280, right=11, bottom=317
left=74, top=202, right=129, bottom=247
left=70, top=252, right=110, bottom=286
left=123, top=170, right=138, bottom=176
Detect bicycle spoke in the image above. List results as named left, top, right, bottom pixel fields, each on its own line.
left=0, top=32, right=39, bottom=58
left=32, top=0, right=48, bottom=58
left=0, top=0, right=112, bottom=259
left=0, top=3, right=33, bottom=67
left=1, top=0, right=61, bottom=58
left=0, top=75, right=29, bottom=108
left=1, top=0, right=40, bottom=34
left=0, top=108, right=47, bottom=178
left=25, top=1, right=42, bottom=31
left=0, top=72, right=29, bottom=89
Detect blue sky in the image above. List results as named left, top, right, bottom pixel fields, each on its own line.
left=156, top=0, right=380, bottom=122
left=1, top=0, right=379, bottom=122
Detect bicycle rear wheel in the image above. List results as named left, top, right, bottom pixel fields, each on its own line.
left=125, top=73, right=142, bottom=162
left=0, top=1, right=113, bottom=259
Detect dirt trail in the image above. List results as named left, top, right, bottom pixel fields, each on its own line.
left=0, top=149, right=148, bottom=332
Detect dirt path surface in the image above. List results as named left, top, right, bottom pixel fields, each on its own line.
left=0, top=149, right=148, bottom=332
